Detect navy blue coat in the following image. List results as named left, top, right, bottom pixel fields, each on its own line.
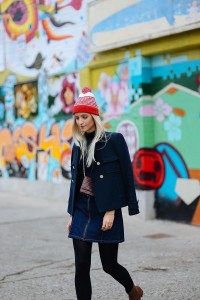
left=67, top=132, right=139, bottom=216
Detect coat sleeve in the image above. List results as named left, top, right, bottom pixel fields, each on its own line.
left=111, top=132, right=139, bottom=215
left=67, top=144, right=75, bottom=216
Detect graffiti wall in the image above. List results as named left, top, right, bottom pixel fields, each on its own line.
left=0, top=71, right=80, bottom=181
left=0, top=1, right=200, bottom=225
left=0, top=0, right=90, bottom=182
left=88, top=0, right=200, bottom=52
left=0, top=0, right=90, bottom=78
left=0, top=119, right=73, bottom=181
left=91, top=50, right=200, bottom=224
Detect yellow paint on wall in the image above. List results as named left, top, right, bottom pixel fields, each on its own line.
left=81, top=29, right=200, bottom=94
left=0, top=70, right=10, bottom=85
left=0, top=68, right=34, bottom=85
left=187, top=49, right=200, bottom=60
left=88, top=29, right=200, bottom=70
left=169, top=49, right=200, bottom=61
left=91, top=64, right=119, bottom=90
left=80, top=68, right=91, bottom=89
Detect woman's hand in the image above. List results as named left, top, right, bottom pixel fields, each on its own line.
left=101, top=210, right=115, bottom=231
left=66, top=215, right=72, bottom=233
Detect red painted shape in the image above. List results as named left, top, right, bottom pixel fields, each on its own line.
left=68, top=0, right=83, bottom=10
left=196, top=75, right=200, bottom=86
left=58, top=0, right=83, bottom=11
left=133, top=148, right=165, bottom=190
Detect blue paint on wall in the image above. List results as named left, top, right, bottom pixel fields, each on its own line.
left=152, top=59, right=200, bottom=80
left=90, top=0, right=200, bottom=44
left=155, top=143, right=189, bottom=202
left=129, top=55, right=200, bottom=90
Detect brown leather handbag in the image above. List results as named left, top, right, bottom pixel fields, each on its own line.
left=80, top=175, right=94, bottom=196
left=80, top=156, right=94, bottom=196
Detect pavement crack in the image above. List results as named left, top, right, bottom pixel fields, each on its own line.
left=51, top=262, right=74, bottom=270
left=0, top=271, right=67, bottom=285
left=139, top=266, right=169, bottom=272
left=0, top=259, right=70, bottom=283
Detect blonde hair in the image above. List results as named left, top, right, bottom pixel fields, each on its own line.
left=72, top=114, right=106, bottom=167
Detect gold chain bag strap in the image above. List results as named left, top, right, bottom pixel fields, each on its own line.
left=80, top=154, right=94, bottom=197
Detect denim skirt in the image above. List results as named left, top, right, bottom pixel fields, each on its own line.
left=68, top=193, right=124, bottom=243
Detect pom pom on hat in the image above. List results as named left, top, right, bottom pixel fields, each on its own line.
left=73, top=86, right=99, bottom=115
left=82, top=87, right=92, bottom=93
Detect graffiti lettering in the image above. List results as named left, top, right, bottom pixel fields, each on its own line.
left=0, top=120, right=73, bottom=174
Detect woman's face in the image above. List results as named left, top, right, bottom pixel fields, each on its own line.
left=75, top=113, right=96, bottom=133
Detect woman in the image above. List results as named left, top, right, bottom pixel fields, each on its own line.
left=67, top=87, right=143, bottom=300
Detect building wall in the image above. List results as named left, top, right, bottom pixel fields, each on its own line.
left=88, top=0, right=200, bottom=52
left=0, top=0, right=90, bottom=182
left=84, top=30, right=200, bottom=225
left=0, top=0, right=200, bottom=224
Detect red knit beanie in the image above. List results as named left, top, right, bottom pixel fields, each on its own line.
left=73, top=87, right=99, bottom=115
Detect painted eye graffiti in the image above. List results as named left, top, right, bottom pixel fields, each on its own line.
left=133, top=148, right=165, bottom=190
left=6, top=1, right=27, bottom=24
left=1, top=0, right=83, bottom=44
left=2, top=0, right=38, bottom=42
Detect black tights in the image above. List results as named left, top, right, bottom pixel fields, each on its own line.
left=72, top=239, right=134, bottom=300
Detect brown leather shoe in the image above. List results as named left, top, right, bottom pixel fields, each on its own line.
left=128, top=285, right=143, bottom=300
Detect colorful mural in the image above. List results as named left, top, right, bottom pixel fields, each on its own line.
left=47, top=73, right=79, bottom=120
left=88, top=0, right=200, bottom=52
left=0, top=0, right=87, bottom=181
left=94, top=64, right=130, bottom=119
left=0, top=118, right=73, bottom=181
left=14, top=81, right=39, bottom=120
left=90, top=51, right=200, bottom=224
left=0, top=14, right=5, bottom=71
left=0, top=0, right=91, bottom=79
left=0, top=1, right=200, bottom=225
left=0, top=72, right=78, bottom=181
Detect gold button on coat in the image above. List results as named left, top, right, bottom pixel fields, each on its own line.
left=97, top=162, right=100, bottom=165
left=100, top=175, right=104, bottom=179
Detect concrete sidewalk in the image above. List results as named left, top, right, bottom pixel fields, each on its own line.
left=0, top=179, right=200, bottom=300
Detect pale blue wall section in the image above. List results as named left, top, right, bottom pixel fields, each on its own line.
left=90, top=0, right=200, bottom=45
